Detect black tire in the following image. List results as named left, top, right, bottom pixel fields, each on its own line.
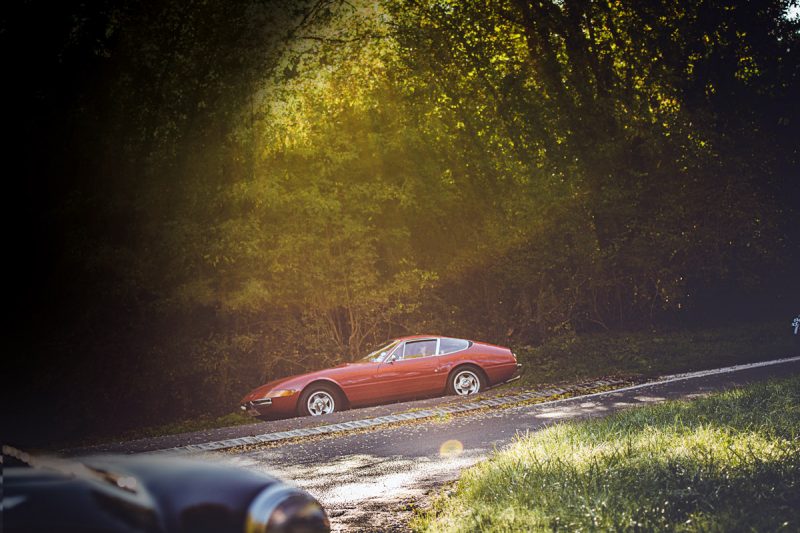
left=297, top=383, right=342, bottom=417
left=447, top=365, right=487, bottom=396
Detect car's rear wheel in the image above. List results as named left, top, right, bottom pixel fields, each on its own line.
left=298, top=384, right=340, bottom=416
left=447, top=366, right=486, bottom=396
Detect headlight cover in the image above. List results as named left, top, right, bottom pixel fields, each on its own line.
left=266, top=389, right=297, bottom=398
left=245, top=484, right=330, bottom=533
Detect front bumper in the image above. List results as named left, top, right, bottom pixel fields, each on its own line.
left=241, top=398, right=273, bottom=414
left=506, top=363, right=523, bottom=383
left=240, top=394, right=300, bottom=418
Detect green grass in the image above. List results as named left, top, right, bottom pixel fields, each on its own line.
left=515, top=320, right=797, bottom=386
left=121, top=411, right=256, bottom=440
left=413, top=375, right=800, bottom=532
left=63, top=411, right=256, bottom=449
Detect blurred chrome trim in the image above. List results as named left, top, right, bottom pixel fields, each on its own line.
left=245, top=484, right=329, bottom=533
left=245, top=485, right=298, bottom=533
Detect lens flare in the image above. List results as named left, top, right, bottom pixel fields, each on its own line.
left=439, top=439, right=463, bottom=458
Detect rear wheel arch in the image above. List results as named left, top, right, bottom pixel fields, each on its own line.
left=446, top=363, right=488, bottom=395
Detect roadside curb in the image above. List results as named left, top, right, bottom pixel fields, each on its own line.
left=146, top=378, right=630, bottom=455
left=145, top=355, right=800, bottom=456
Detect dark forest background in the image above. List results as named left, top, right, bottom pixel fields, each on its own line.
left=3, top=0, right=799, bottom=446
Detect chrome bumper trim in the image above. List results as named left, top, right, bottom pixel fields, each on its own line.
left=241, top=398, right=273, bottom=411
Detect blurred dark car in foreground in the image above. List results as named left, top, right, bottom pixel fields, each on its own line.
left=2, top=445, right=329, bottom=533
left=241, top=335, right=521, bottom=418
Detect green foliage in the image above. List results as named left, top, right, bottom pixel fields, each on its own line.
left=64, top=411, right=257, bottom=450
left=388, top=0, right=797, bottom=340
left=413, top=375, right=800, bottom=532
left=7, top=0, right=799, bottom=443
left=515, top=320, right=797, bottom=386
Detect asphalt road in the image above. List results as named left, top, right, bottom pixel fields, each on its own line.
left=206, top=358, right=800, bottom=532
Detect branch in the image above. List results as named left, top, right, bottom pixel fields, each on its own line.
left=297, top=32, right=387, bottom=44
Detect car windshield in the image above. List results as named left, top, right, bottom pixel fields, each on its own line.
left=358, top=340, right=401, bottom=363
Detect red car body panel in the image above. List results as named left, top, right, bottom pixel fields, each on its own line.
left=240, top=336, right=520, bottom=418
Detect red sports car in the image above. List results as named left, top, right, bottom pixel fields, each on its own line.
left=240, top=335, right=521, bottom=418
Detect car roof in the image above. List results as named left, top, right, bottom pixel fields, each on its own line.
left=396, top=334, right=464, bottom=341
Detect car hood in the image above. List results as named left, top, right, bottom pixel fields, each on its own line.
left=241, top=362, right=375, bottom=402
left=242, top=375, right=299, bottom=402
left=5, top=454, right=275, bottom=533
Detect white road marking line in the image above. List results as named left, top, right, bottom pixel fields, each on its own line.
left=538, top=354, right=800, bottom=407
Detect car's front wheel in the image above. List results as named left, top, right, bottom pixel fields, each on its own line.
left=447, top=366, right=486, bottom=396
left=298, top=384, right=340, bottom=416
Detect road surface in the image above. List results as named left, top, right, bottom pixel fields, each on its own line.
left=207, top=358, right=800, bottom=532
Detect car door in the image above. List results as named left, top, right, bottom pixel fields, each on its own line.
left=377, top=339, right=444, bottom=400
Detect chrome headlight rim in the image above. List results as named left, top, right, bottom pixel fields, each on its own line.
left=245, top=484, right=329, bottom=533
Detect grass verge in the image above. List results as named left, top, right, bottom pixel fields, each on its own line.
left=61, top=411, right=256, bottom=450
left=67, top=320, right=797, bottom=448
left=413, top=375, right=800, bottom=532
left=515, top=320, right=796, bottom=387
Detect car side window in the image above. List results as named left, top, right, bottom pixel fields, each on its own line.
left=402, top=339, right=437, bottom=359
left=387, top=342, right=405, bottom=361
left=438, top=338, right=470, bottom=355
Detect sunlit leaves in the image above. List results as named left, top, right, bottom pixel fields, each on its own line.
left=15, top=0, right=797, bottom=436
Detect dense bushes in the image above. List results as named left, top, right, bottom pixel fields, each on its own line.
left=6, top=0, right=798, bottom=444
